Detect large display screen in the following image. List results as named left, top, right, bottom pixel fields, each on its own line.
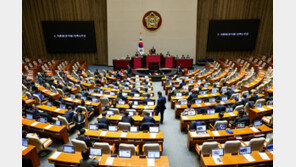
left=42, top=21, right=97, bottom=53
left=207, top=20, right=260, bottom=51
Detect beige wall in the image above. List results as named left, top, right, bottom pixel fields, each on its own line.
left=107, top=0, right=197, bottom=65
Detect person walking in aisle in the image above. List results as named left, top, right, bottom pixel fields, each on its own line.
left=154, top=91, right=166, bottom=124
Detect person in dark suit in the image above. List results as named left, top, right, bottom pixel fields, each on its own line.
left=143, top=94, right=153, bottom=105
left=73, top=108, right=86, bottom=130
left=121, top=111, right=134, bottom=125
left=117, top=90, right=127, bottom=101
left=265, top=92, right=273, bottom=103
left=224, top=87, right=234, bottom=99
left=214, top=100, right=226, bottom=113
left=25, top=104, right=40, bottom=119
left=127, top=64, right=132, bottom=75
left=80, top=149, right=99, bottom=167
left=187, top=90, right=198, bottom=103
left=65, top=106, right=74, bottom=123
left=76, top=129, right=92, bottom=147
left=231, top=110, right=250, bottom=127
left=126, top=55, right=131, bottom=60
left=142, top=112, right=156, bottom=124
left=150, top=46, right=156, bottom=55
left=97, top=112, right=110, bottom=126
left=249, top=90, right=259, bottom=102
left=39, top=111, right=55, bottom=123
left=241, top=94, right=249, bottom=106
left=178, top=64, right=184, bottom=75
left=212, top=112, right=225, bottom=125
left=154, top=91, right=166, bottom=124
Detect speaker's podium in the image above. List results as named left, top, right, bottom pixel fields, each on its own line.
left=149, top=62, right=160, bottom=71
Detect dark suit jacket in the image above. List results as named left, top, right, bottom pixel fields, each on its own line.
left=121, top=116, right=134, bottom=125
left=242, top=98, right=249, bottom=106
left=142, top=116, right=156, bottom=123
left=187, top=94, right=198, bottom=103
left=73, top=113, right=86, bottom=124
left=143, top=98, right=153, bottom=105
left=233, top=116, right=250, bottom=126
left=80, top=158, right=99, bottom=167
left=225, top=90, right=234, bottom=99
left=97, top=117, right=110, bottom=126
left=214, top=104, right=226, bottom=113
left=249, top=95, right=259, bottom=102
left=39, top=112, right=55, bottom=123
left=64, top=111, right=74, bottom=122
left=76, top=135, right=92, bottom=147
left=155, top=96, right=166, bottom=113
left=140, top=122, right=155, bottom=131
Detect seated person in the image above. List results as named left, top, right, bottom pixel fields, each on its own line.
left=187, top=90, right=198, bottom=103
left=121, top=111, right=135, bottom=125
left=249, top=90, right=259, bottom=102
left=265, top=92, right=273, bottom=102
left=73, top=108, right=86, bottom=130
left=214, top=100, right=226, bottom=113
left=76, top=129, right=92, bottom=147
left=39, top=110, right=55, bottom=123
left=80, top=149, right=99, bottom=167
left=212, top=112, right=225, bottom=125
left=186, top=55, right=190, bottom=59
left=166, top=51, right=170, bottom=57
left=150, top=46, right=156, bottom=55
left=140, top=122, right=155, bottom=131
left=25, top=104, right=40, bottom=119
left=143, top=94, right=153, bottom=105
left=181, top=55, right=185, bottom=59
left=126, top=55, right=131, bottom=60
left=231, top=110, right=250, bottom=127
left=241, top=93, right=249, bottom=106
left=65, top=106, right=75, bottom=122
left=142, top=112, right=156, bottom=124
left=224, top=87, right=234, bottom=99
left=97, top=112, right=110, bottom=127
left=188, top=121, right=206, bottom=131
left=178, top=80, right=186, bottom=89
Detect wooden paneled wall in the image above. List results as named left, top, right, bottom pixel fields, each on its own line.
left=23, top=0, right=108, bottom=65
left=196, top=0, right=273, bottom=61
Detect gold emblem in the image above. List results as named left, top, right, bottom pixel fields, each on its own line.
left=142, top=11, right=162, bottom=31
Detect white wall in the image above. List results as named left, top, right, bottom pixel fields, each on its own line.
left=107, top=0, right=197, bottom=65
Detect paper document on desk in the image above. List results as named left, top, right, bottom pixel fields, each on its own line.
left=147, top=159, right=155, bottom=166
left=100, top=131, right=107, bottom=136
left=105, top=157, right=114, bottom=165
left=150, top=133, right=157, bottom=138
left=176, top=105, right=181, bottom=108
left=257, top=108, right=266, bottom=111
left=182, top=116, right=188, bottom=120
left=229, top=112, right=235, bottom=116
left=212, top=156, right=223, bottom=164
left=86, top=101, right=91, bottom=105
left=212, top=131, right=220, bottom=136
left=259, top=152, right=270, bottom=160
left=190, top=131, right=198, bottom=137
left=204, top=102, right=210, bottom=105
left=22, top=146, right=27, bottom=152
left=50, top=151, right=62, bottom=159
left=54, top=108, right=61, bottom=112
left=144, top=106, right=149, bottom=109
left=45, top=125, right=53, bottom=129
left=66, top=98, right=73, bottom=101
left=243, top=154, right=255, bottom=162
left=120, top=132, right=127, bottom=138
left=30, top=122, right=39, bottom=126
left=250, top=127, right=259, bottom=132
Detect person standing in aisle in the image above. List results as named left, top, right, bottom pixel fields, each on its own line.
left=154, top=91, right=166, bottom=124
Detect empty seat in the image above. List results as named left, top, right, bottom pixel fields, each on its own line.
left=100, top=96, right=110, bottom=110
left=196, top=141, right=219, bottom=155
left=93, top=142, right=115, bottom=154
left=222, top=140, right=241, bottom=154
left=234, top=105, right=244, bottom=112
left=26, top=133, right=53, bottom=150
left=109, top=108, right=120, bottom=114
left=143, top=143, right=161, bottom=156
left=71, top=139, right=87, bottom=152
left=119, top=143, right=138, bottom=155
left=255, top=98, right=266, bottom=107
left=118, top=122, right=131, bottom=131
left=242, top=137, right=265, bottom=151
left=213, top=120, right=228, bottom=129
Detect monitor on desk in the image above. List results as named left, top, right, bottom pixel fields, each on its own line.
left=209, top=98, right=215, bottom=103
left=222, top=87, right=227, bottom=93
left=47, top=102, right=52, bottom=107
left=196, top=125, right=206, bottom=133
left=189, top=80, right=193, bottom=84
left=150, top=93, right=154, bottom=98
left=108, top=125, right=118, bottom=132
left=180, top=100, right=187, bottom=105
left=110, top=92, right=115, bottom=96
left=114, top=86, right=118, bottom=89
left=89, top=124, right=98, bottom=130
left=130, top=126, right=138, bottom=133
left=176, top=93, right=182, bottom=97
left=267, top=144, right=273, bottom=152
left=89, top=89, right=94, bottom=93
left=22, top=138, right=28, bottom=147
left=226, top=107, right=233, bottom=113
left=92, top=98, right=99, bottom=103
left=149, top=126, right=160, bottom=133
left=198, top=80, right=202, bottom=84
left=236, top=123, right=245, bottom=129
left=221, top=96, right=228, bottom=101
left=70, top=94, right=75, bottom=99
left=55, top=120, right=62, bottom=126
left=118, top=100, right=125, bottom=105
left=63, top=145, right=75, bottom=153
left=148, top=151, right=161, bottom=159
left=60, top=104, right=66, bottom=109
left=134, top=93, right=140, bottom=97
left=212, top=89, right=217, bottom=94
left=122, top=92, right=128, bottom=97
left=106, top=111, right=114, bottom=116
left=207, top=109, right=215, bottom=115
left=26, top=113, right=33, bottom=120
left=90, top=148, right=102, bottom=156
left=119, top=150, right=131, bottom=158
left=269, top=100, right=273, bottom=105
left=104, top=85, right=108, bottom=88
left=128, top=111, right=134, bottom=116
left=253, top=120, right=262, bottom=127
left=183, top=86, right=189, bottom=90
left=147, top=101, right=154, bottom=106
left=200, top=91, right=206, bottom=95
left=240, top=146, right=252, bottom=155
left=124, top=87, right=129, bottom=90
left=231, top=86, right=236, bottom=91
left=188, top=110, right=196, bottom=116
left=212, top=148, right=224, bottom=156
left=39, top=117, right=47, bottom=123
left=195, top=99, right=202, bottom=104
left=256, top=103, right=262, bottom=108
left=133, top=101, right=139, bottom=106
left=216, top=124, right=226, bottom=131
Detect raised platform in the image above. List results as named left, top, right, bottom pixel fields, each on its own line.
left=133, top=68, right=178, bottom=81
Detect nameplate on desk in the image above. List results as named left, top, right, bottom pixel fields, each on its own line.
left=120, top=132, right=127, bottom=138
left=250, top=127, right=259, bottom=132
left=147, top=159, right=155, bottom=166
left=257, top=108, right=266, bottom=111
left=212, top=156, right=223, bottom=164
left=86, top=101, right=91, bottom=105
left=50, top=151, right=62, bottom=159
left=243, top=154, right=255, bottom=162
left=204, top=103, right=210, bottom=105
left=182, top=116, right=188, bottom=120
left=229, top=112, right=235, bottom=116
left=30, top=122, right=39, bottom=126
left=100, top=131, right=107, bottom=136
left=266, top=106, right=273, bottom=109
left=144, top=106, right=149, bottom=109
left=54, top=108, right=61, bottom=112
left=212, top=131, right=220, bottom=136
left=259, top=152, right=270, bottom=160
left=66, top=98, right=73, bottom=101
left=204, top=95, right=209, bottom=97
left=150, top=133, right=157, bottom=138
left=45, top=125, right=53, bottom=129
left=105, top=157, right=114, bottom=165
left=176, top=105, right=181, bottom=108
left=74, top=99, right=79, bottom=103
